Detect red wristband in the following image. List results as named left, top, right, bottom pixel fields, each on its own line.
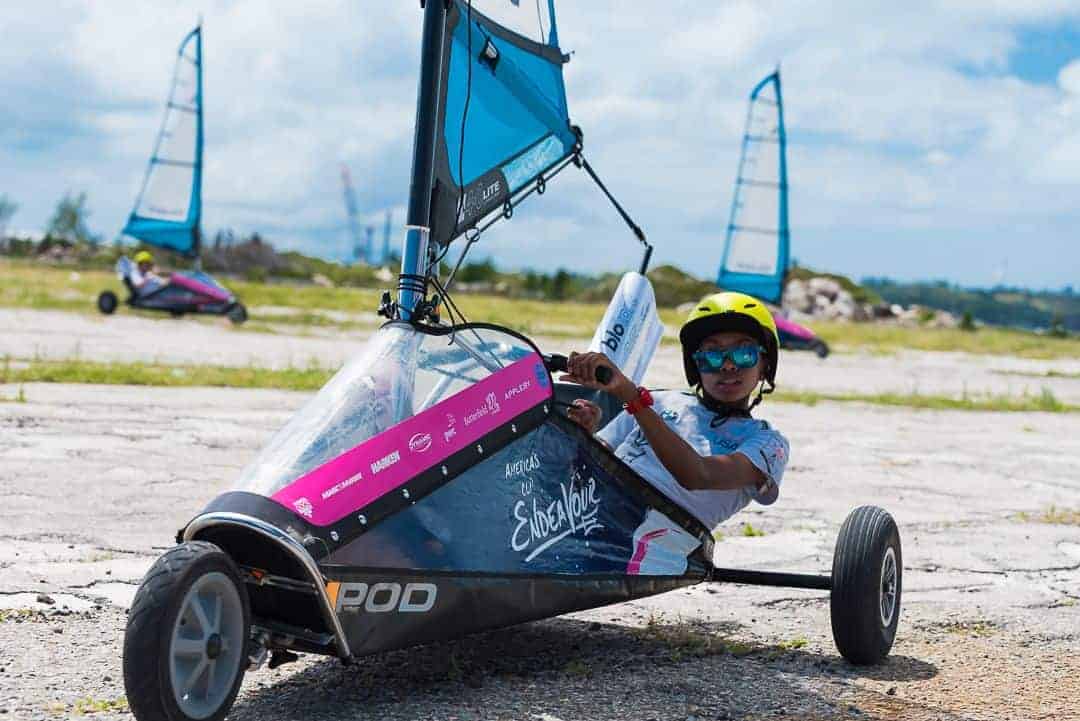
left=623, top=386, right=654, bottom=415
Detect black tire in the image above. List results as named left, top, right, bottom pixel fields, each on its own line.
left=170, top=309, right=185, bottom=318
left=97, top=290, right=118, bottom=315
left=123, top=541, right=251, bottom=721
left=227, top=304, right=247, bottom=325
left=830, top=506, right=901, bottom=665
left=812, top=339, right=830, bottom=358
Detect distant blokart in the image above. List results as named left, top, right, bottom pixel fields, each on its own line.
left=97, top=23, right=246, bottom=326
left=121, top=5, right=897, bottom=721
left=775, top=313, right=830, bottom=358
left=98, top=256, right=247, bottom=324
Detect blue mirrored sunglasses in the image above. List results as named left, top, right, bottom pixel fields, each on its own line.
left=693, top=344, right=762, bottom=373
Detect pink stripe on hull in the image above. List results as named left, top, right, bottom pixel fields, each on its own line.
left=272, top=353, right=551, bottom=526
left=170, top=273, right=231, bottom=303
left=627, top=528, right=670, bottom=575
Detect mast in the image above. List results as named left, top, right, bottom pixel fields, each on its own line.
left=193, top=23, right=204, bottom=260
left=775, top=68, right=790, bottom=291
left=398, top=0, right=449, bottom=320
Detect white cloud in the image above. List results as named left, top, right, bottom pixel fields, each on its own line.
left=4, top=1, right=1080, bottom=287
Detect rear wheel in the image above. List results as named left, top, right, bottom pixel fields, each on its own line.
left=812, top=339, right=830, bottom=358
left=830, top=506, right=901, bottom=665
left=227, top=304, right=247, bottom=325
left=123, top=541, right=250, bottom=721
left=97, top=291, right=118, bottom=315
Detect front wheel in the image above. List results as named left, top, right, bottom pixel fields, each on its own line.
left=830, top=506, right=901, bottom=665
left=97, top=290, right=118, bottom=315
left=123, top=541, right=250, bottom=721
left=227, top=303, right=247, bottom=325
left=812, top=339, right=830, bottom=358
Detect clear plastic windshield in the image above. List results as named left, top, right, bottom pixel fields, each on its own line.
left=234, top=323, right=536, bottom=496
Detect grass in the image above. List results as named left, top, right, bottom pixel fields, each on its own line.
left=774, top=387, right=1078, bottom=413
left=3, top=356, right=1078, bottom=414
left=993, top=369, right=1080, bottom=380
left=0, top=608, right=41, bottom=622
left=1016, top=506, right=1080, bottom=526
left=72, top=697, right=129, bottom=715
left=741, top=523, right=766, bottom=537
left=6, top=259, right=1080, bottom=357
left=940, top=620, right=998, bottom=638
left=811, top=319, right=1080, bottom=360
left=0, top=357, right=333, bottom=391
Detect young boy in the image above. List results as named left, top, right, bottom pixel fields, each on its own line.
left=561, top=291, right=790, bottom=536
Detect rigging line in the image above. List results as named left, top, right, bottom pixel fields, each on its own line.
left=453, top=0, right=474, bottom=256
left=535, top=0, right=546, bottom=44
left=578, top=156, right=647, bottom=245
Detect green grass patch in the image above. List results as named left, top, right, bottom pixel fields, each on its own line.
left=72, top=696, right=128, bottom=715
left=773, top=387, right=1077, bottom=413
left=0, top=608, right=41, bottom=622
left=992, top=369, right=1080, bottom=380
left=1, top=358, right=333, bottom=391
left=812, top=320, right=1080, bottom=360
left=1016, top=506, right=1080, bottom=526
left=740, top=523, right=766, bottom=537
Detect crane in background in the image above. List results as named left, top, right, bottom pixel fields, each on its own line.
left=341, top=164, right=369, bottom=265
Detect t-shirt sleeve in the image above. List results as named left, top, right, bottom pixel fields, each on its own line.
left=596, top=408, right=633, bottom=450
left=735, top=428, right=789, bottom=506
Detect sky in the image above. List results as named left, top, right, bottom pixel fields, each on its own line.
left=3, top=1, right=1080, bottom=290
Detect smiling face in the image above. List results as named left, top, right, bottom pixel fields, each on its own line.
left=696, top=331, right=765, bottom=406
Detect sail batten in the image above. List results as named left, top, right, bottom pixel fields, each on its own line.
left=122, top=25, right=203, bottom=258
left=717, top=71, right=790, bottom=305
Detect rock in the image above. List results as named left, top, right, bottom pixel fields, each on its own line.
left=807, top=277, right=842, bottom=301
left=36, top=594, right=54, bottom=605
left=375, top=266, right=394, bottom=283
left=311, top=273, right=335, bottom=288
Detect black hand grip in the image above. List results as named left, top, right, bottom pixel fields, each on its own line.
left=543, top=354, right=613, bottom=384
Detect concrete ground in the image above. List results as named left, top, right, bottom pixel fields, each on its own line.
left=1, top=309, right=1078, bottom=720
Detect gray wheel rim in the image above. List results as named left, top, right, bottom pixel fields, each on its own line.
left=169, top=571, right=245, bottom=720
left=879, top=546, right=898, bottom=627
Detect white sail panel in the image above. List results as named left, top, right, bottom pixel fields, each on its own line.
left=140, top=164, right=195, bottom=221
left=131, top=30, right=200, bottom=223
left=462, top=0, right=554, bottom=45
left=717, top=70, right=789, bottom=303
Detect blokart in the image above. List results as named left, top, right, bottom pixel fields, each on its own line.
left=97, top=23, right=246, bottom=325
left=775, top=313, right=830, bottom=358
left=121, top=4, right=898, bottom=720
left=98, top=256, right=247, bottom=324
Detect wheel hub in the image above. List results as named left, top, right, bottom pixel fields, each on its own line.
left=205, top=633, right=222, bottom=660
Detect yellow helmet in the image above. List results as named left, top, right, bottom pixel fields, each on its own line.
left=134, top=250, right=153, bottom=265
left=678, top=291, right=779, bottom=387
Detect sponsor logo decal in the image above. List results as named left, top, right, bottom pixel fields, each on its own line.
left=443, top=413, right=457, bottom=443
left=334, top=581, right=438, bottom=614
left=511, top=466, right=603, bottom=562
left=321, top=470, right=363, bottom=501
left=533, top=362, right=549, bottom=388
left=408, top=432, right=433, bottom=453
left=503, top=378, right=532, bottom=401
left=370, top=450, right=401, bottom=475
left=463, top=392, right=501, bottom=426
left=293, top=497, right=314, bottom=519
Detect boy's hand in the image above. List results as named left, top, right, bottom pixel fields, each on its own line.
left=563, top=351, right=636, bottom=401
left=567, top=399, right=602, bottom=433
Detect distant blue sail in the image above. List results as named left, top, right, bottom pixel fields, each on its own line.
left=430, top=0, right=578, bottom=247
left=718, top=71, right=789, bottom=305
left=122, top=26, right=203, bottom=258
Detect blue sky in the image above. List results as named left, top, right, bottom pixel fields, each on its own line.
left=3, top=1, right=1080, bottom=290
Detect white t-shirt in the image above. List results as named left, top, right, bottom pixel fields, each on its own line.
left=129, top=267, right=164, bottom=296
left=596, top=390, right=789, bottom=535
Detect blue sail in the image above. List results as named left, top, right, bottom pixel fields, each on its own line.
left=122, top=26, right=203, bottom=258
left=429, top=0, right=578, bottom=247
left=717, top=71, right=789, bottom=305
